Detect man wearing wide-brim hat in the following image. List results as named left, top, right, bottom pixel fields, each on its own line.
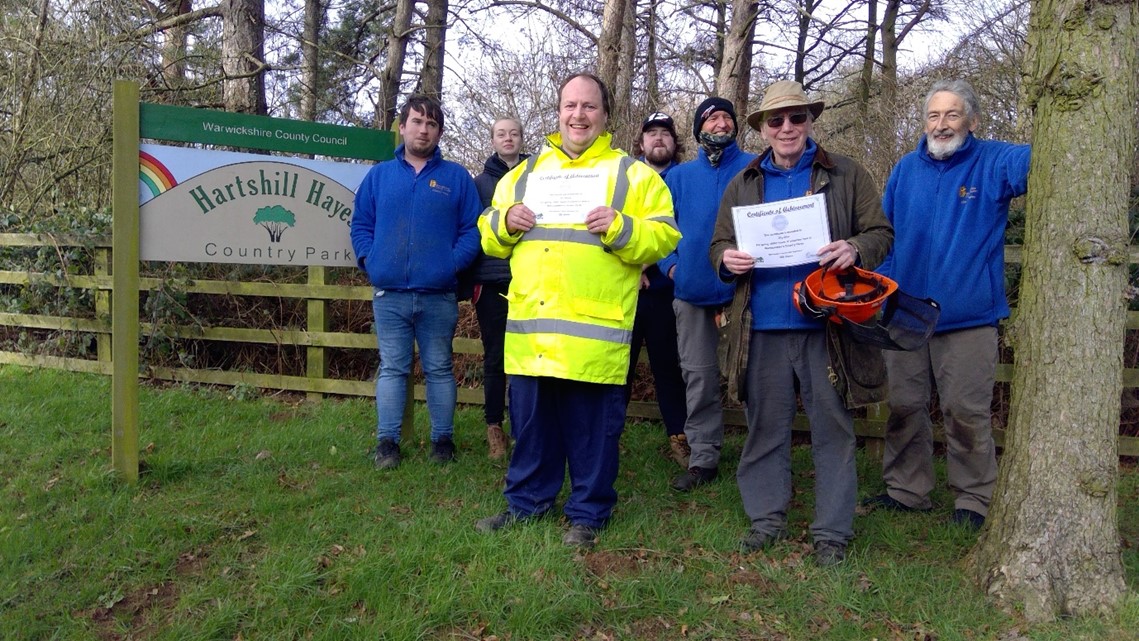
left=708, top=79, right=894, bottom=566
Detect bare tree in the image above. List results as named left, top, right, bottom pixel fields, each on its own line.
left=419, top=0, right=448, bottom=99
left=642, top=0, right=661, bottom=108
left=967, top=0, right=1137, bottom=622
left=222, top=0, right=267, bottom=114
left=158, top=0, right=193, bottom=92
left=376, top=0, right=414, bottom=128
left=299, top=0, right=325, bottom=121
left=597, top=0, right=628, bottom=99
left=716, top=0, right=759, bottom=116
left=857, top=0, right=877, bottom=113
left=1, top=0, right=51, bottom=206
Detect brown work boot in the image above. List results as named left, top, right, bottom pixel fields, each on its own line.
left=668, top=434, right=691, bottom=469
left=486, top=423, right=509, bottom=460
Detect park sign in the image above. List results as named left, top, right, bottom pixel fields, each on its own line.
left=114, top=87, right=397, bottom=482
left=139, top=143, right=372, bottom=266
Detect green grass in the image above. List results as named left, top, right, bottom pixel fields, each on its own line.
left=2, top=364, right=1138, bottom=640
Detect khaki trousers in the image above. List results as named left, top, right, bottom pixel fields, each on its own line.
left=882, top=326, right=999, bottom=515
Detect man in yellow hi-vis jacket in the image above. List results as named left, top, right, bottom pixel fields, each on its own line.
left=474, top=73, right=680, bottom=548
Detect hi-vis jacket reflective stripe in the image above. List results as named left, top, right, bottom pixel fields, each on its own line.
left=479, top=132, right=680, bottom=385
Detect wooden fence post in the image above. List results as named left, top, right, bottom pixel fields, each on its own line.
left=306, top=266, right=328, bottom=402
left=95, top=248, right=111, bottom=364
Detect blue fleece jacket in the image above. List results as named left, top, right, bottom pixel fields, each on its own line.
left=750, top=139, right=819, bottom=330
left=350, top=144, right=482, bottom=292
left=877, top=134, right=1030, bottom=331
left=658, top=142, right=756, bottom=306
left=636, top=158, right=678, bottom=292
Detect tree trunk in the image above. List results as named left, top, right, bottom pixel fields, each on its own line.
left=300, top=0, right=325, bottom=121
left=792, top=0, right=814, bottom=83
left=160, top=0, right=193, bottom=92
left=614, top=0, right=637, bottom=148
left=879, top=0, right=899, bottom=113
left=967, top=0, right=1137, bottom=622
left=716, top=0, right=758, bottom=118
left=597, top=0, right=627, bottom=100
left=857, top=0, right=877, bottom=115
left=879, top=0, right=929, bottom=161
left=419, top=0, right=448, bottom=100
left=376, top=0, right=413, bottom=129
left=222, top=0, right=267, bottom=114
left=644, top=0, right=660, bottom=109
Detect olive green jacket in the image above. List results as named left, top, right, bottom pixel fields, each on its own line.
left=709, top=144, right=894, bottom=404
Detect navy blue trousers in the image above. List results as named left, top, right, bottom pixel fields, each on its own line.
left=504, top=375, right=627, bottom=528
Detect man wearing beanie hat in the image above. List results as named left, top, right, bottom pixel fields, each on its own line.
left=658, top=96, right=757, bottom=492
left=691, top=97, right=740, bottom=166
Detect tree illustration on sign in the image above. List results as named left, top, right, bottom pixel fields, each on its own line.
left=253, top=205, right=296, bottom=242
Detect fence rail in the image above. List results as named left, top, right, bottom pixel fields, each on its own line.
left=4, top=232, right=1139, bottom=456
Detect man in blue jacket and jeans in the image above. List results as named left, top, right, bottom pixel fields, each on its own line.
left=658, top=97, right=756, bottom=492
left=350, top=95, right=483, bottom=469
left=865, top=79, right=1031, bottom=529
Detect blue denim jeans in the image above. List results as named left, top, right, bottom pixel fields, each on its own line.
left=372, top=290, right=458, bottom=443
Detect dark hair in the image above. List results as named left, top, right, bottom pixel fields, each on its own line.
left=398, top=95, right=444, bottom=129
left=557, top=73, right=610, bottom=116
left=633, top=129, right=685, bottom=160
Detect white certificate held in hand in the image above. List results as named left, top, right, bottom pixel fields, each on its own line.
left=522, top=169, right=608, bottom=225
left=731, top=193, right=831, bottom=268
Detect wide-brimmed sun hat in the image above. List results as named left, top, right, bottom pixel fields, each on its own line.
left=745, top=80, right=825, bottom=131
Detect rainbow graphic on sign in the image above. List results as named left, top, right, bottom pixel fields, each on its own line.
left=139, top=150, right=177, bottom=199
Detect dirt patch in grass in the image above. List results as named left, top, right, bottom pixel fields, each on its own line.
left=584, top=550, right=644, bottom=578
left=84, top=547, right=213, bottom=640
left=628, top=616, right=684, bottom=639
left=726, top=564, right=774, bottom=591
left=88, top=581, right=179, bottom=641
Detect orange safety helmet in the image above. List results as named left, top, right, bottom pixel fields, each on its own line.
left=793, top=266, right=898, bottom=325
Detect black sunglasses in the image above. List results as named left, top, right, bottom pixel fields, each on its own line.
left=766, top=112, right=810, bottom=128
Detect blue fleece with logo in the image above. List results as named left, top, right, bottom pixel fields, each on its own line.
left=350, top=144, right=482, bottom=292
left=749, top=139, right=819, bottom=330
left=658, top=142, right=756, bottom=306
left=877, top=134, right=1030, bottom=332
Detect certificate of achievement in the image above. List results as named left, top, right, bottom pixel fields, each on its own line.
left=731, top=193, right=831, bottom=268
left=523, top=169, right=608, bottom=225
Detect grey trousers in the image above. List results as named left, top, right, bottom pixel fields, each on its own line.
left=673, top=299, right=725, bottom=469
left=737, top=330, right=856, bottom=544
left=882, top=326, right=999, bottom=515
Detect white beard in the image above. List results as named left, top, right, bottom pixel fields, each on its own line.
left=926, top=131, right=965, bottom=160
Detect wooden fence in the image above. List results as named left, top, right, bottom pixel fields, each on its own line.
left=3, top=233, right=1138, bottom=455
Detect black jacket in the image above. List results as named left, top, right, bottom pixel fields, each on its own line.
left=469, top=153, right=529, bottom=285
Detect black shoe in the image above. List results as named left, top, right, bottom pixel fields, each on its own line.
left=740, top=527, right=787, bottom=553
left=814, top=540, right=847, bottom=567
left=431, top=436, right=456, bottom=463
left=475, top=511, right=517, bottom=533
left=671, top=466, right=718, bottom=492
left=373, top=438, right=400, bottom=470
left=861, top=493, right=930, bottom=512
left=562, top=524, right=598, bottom=548
left=951, top=508, right=985, bottom=530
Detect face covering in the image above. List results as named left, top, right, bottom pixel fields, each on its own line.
left=697, top=131, right=735, bottom=167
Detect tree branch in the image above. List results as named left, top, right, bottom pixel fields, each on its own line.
left=131, top=5, right=225, bottom=39
left=485, top=0, right=598, bottom=45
